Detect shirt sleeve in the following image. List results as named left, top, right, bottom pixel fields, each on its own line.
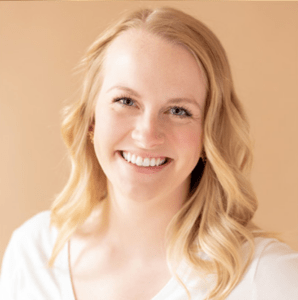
left=253, top=240, right=298, bottom=300
left=0, top=231, right=21, bottom=299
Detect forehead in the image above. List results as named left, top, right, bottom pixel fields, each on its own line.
left=100, top=29, right=206, bottom=102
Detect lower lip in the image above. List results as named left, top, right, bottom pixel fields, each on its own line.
left=117, top=151, right=172, bottom=174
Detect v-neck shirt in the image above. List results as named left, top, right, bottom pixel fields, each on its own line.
left=1, top=211, right=298, bottom=300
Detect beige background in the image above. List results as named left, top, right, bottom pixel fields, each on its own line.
left=1, top=1, right=297, bottom=268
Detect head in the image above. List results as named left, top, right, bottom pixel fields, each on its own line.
left=92, top=27, right=207, bottom=205
left=54, top=7, right=258, bottom=299
left=64, top=7, right=249, bottom=200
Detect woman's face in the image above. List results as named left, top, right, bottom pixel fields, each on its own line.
left=94, top=29, right=206, bottom=201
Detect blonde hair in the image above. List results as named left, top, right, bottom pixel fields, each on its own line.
left=50, top=7, right=275, bottom=299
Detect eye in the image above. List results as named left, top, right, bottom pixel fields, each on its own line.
left=169, top=106, right=192, bottom=118
left=114, top=97, right=136, bottom=107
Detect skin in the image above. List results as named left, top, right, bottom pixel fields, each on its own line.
left=70, top=29, right=207, bottom=300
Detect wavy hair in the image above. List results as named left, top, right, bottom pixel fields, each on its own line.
left=49, top=7, right=275, bottom=299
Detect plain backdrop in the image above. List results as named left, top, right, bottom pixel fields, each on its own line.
left=1, top=1, right=297, bottom=268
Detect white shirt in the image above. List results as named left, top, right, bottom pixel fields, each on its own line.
left=1, top=211, right=298, bottom=300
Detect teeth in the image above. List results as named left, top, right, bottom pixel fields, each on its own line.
left=150, top=158, right=156, bottom=167
left=143, top=158, right=150, bottom=167
left=160, top=158, right=166, bottom=165
left=123, top=152, right=128, bottom=160
left=121, top=152, right=167, bottom=167
left=136, top=156, right=142, bottom=166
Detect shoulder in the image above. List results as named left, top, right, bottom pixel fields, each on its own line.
left=253, top=237, right=298, bottom=273
left=253, top=237, right=298, bottom=281
left=5, top=210, right=57, bottom=262
left=14, top=210, right=54, bottom=240
left=243, top=237, right=298, bottom=299
left=14, top=210, right=52, bottom=234
left=227, top=237, right=298, bottom=300
left=1, top=212, right=72, bottom=298
left=254, top=236, right=296, bottom=254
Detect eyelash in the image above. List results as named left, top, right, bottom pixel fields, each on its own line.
left=113, top=96, right=136, bottom=107
left=169, top=106, right=192, bottom=118
left=113, top=96, right=193, bottom=118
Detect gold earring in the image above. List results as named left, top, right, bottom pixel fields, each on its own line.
left=88, top=130, right=94, bottom=144
left=88, top=123, right=95, bottom=144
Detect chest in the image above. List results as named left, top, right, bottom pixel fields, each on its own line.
left=69, top=242, right=172, bottom=300
left=71, top=267, right=171, bottom=300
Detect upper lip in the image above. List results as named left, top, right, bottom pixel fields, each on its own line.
left=119, top=150, right=171, bottom=160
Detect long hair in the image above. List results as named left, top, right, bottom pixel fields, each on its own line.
left=49, top=7, right=274, bottom=299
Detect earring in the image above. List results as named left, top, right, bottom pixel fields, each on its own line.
left=88, top=130, right=94, bottom=144
left=88, top=123, right=94, bottom=144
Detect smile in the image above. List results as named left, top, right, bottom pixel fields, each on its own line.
left=120, top=151, right=168, bottom=167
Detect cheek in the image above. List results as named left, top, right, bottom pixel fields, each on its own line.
left=175, top=126, right=203, bottom=156
left=94, top=109, right=131, bottom=149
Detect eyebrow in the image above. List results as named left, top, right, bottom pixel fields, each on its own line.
left=107, top=85, right=202, bottom=111
left=167, top=98, right=202, bottom=111
left=107, top=86, right=141, bottom=97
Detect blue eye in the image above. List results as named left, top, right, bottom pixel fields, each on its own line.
left=114, top=97, right=136, bottom=107
left=170, top=106, right=192, bottom=118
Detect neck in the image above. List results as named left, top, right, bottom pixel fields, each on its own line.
left=99, top=179, right=189, bottom=260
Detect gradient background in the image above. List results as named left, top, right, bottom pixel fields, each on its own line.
left=1, top=1, right=297, bottom=268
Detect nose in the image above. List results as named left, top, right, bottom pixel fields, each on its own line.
left=131, top=113, right=165, bottom=149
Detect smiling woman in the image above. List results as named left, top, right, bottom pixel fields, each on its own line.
left=93, top=29, right=205, bottom=202
left=1, top=6, right=298, bottom=300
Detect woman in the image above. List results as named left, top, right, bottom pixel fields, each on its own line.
left=1, top=7, right=297, bottom=300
